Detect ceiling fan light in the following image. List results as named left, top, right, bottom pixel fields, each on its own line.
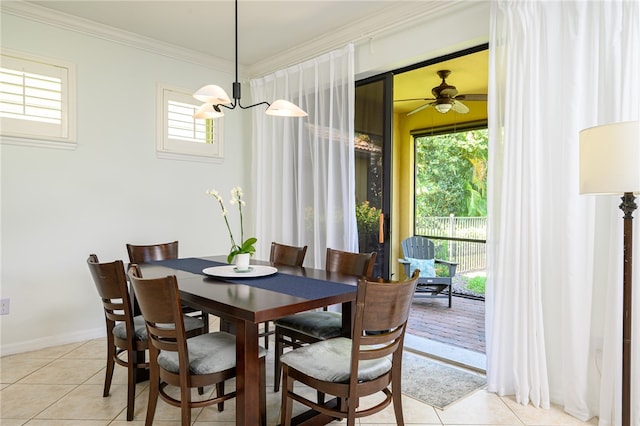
left=434, top=102, right=452, bottom=113
left=193, top=85, right=231, bottom=105
left=265, top=99, right=308, bottom=117
left=193, top=103, right=224, bottom=119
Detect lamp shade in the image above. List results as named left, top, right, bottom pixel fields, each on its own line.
left=193, top=85, right=231, bottom=105
left=193, top=103, right=224, bottom=119
left=265, top=99, right=308, bottom=117
left=579, top=120, right=640, bottom=194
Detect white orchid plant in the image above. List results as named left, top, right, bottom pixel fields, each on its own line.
left=206, top=186, right=257, bottom=264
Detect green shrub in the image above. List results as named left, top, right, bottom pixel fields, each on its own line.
left=435, top=264, right=449, bottom=277
left=355, top=201, right=379, bottom=234
left=466, top=276, right=486, bottom=295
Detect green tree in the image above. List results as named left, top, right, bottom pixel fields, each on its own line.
left=415, top=129, right=488, bottom=218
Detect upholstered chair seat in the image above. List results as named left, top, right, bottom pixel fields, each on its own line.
left=280, top=337, right=391, bottom=382
left=113, top=315, right=204, bottom=341
left=274, top=311, right=342, bottom=339
left=157, top=331, right=267, bottom=375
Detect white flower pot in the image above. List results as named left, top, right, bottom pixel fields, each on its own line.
left=234, top=253, right=251, bottom=271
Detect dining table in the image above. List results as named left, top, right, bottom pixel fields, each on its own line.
left=135, top=255, right=360, bottom=426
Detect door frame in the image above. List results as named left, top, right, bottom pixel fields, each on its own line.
left=355, top=72, right=393, bottom=279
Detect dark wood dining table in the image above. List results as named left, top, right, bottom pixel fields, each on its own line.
left=136, top=255, right=359, bottom=426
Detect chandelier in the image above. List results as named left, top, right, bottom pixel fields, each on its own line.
left=193, top=0, right=307, bottom=118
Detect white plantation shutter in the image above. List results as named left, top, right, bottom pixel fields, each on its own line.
left=0, top=50, right=76, bottom=146
left=158, top=85, right=223, bottom=161
left=167, top=100, right=214, bottom=143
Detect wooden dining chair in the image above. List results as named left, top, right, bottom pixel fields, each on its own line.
left=126, top=240, right=179, bottom=263
left=252, top=242, right=310, bottom=349
left=273, top=248, right=376, bottom=392
left=279, top=270, right=419, bottom=426
left=126, top=240, right=209, bottom=332
left=128, top=265, right=267, bottom=426
left=87, top=254, right=205, bottom=421
left=270, top=241, right=308, bottom=267
left=87, top=254, right=147, bottom=421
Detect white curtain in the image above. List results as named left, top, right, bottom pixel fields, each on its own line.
left=487, top=1, right=639, bottom=424
left=250, top=44, right=357, bottom=268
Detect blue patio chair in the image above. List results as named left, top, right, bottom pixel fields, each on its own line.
left=399, top=236, right=457, bottom=307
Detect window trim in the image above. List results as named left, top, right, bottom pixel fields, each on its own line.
left=156, top=83, right=224, bottom=163
left=0, top=48, right=77, bottom=150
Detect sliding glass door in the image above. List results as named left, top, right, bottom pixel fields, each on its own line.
left=354, top=73, right=393, bottom=278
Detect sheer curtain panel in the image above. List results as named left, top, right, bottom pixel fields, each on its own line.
left=250, top=44, right=357, bottom=269
left=487, top=2, right=639, bottom=424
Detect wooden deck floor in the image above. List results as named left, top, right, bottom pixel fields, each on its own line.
left=406, top=295, right=486, bottom=354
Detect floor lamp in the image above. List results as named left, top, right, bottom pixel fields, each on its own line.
left=580, top=120, right=640, bottom=426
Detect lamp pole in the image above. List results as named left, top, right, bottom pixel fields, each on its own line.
left=579, top=120, right=639, bottom=426
left=620, top=192, right=636, bottom=426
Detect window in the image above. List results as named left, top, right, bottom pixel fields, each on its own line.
left=157, top=84, right=223, bottom=161
left=414, top=127, right=488, bottom=222
left=0, top=49, right=76, bottom=148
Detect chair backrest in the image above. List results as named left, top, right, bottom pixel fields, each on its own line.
left=325, top=248, right=377, bottom=278
left=87, top=254, right=135, bottom=338
left=128, top=266, right=189, bottom=367
left=270, top=242, right=308, bottom=267
left=349, top=270, right=419, bottom=385
left=126, top=241, right=179, bottom=263
left=401, top=236, right=435, bottom=260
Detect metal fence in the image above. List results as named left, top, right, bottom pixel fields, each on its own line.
left=415, top=215, right=487, bottom=274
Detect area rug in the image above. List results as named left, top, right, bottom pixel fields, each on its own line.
left=401, top=351, right=486, bottom=409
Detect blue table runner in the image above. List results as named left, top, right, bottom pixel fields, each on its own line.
left=151, top=257, right=355, bottom=300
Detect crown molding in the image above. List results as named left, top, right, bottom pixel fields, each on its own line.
left=248, top=1, right=477, bottom=77
left=2, top=1, right=475, bottom=79
left=1, top=1, right=239, bottom=75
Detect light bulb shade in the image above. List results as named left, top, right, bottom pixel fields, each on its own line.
left=434, top=102, right=452, bottom=113
left=193, top=85, right=231, bottom=105
left=579, top=120, right=640, bottom=194
left=265, top=99, right=308, bottom=117
left=193, top=103, right=224, bottom=119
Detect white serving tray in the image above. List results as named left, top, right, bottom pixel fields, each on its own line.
left=202, top=265, right=278, bottom=278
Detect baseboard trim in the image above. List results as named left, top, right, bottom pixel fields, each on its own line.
left=1, top=327, right=105, bottom=357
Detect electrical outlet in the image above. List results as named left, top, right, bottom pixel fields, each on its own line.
left=0, top=298, right=9, bottom=315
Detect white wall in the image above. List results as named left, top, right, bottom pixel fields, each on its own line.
left=0, top=2, right=491, bottom=355
left=0, top=12, right=251, bottom=354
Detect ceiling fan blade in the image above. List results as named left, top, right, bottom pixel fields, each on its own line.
left=407, top=102, right=434, bottom=116
left=452, top=101, right=469, bottom=114
left=394, top=97, right=435, bottom=102
left=456, top=94, right=488, bottom=101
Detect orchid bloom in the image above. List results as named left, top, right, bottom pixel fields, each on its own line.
left=207, top=187, right=256, bottom=263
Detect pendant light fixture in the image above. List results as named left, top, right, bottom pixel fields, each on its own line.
left=193, top=0, right=307, bottom=118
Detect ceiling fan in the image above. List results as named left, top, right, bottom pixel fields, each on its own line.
left=397, top=70, right=487, bottom=116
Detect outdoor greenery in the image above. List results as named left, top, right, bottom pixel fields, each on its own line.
left=466, top=275, right=486, bottom=295
left=415, top=129, right=488, bottom=218
left=355, top=200, right=379, bottom=234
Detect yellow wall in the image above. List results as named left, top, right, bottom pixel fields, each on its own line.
left=391, top=111, right=415, bottom=279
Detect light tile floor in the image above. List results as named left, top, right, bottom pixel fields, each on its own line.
left=1, top=333, right=599, bottom=426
